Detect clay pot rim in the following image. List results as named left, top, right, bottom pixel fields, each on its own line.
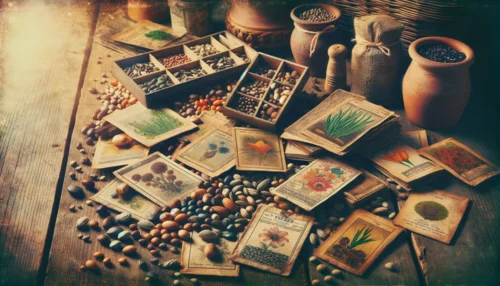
left=408, top=37, right=474, bottom=70
left=290, top=4, right=341, bottom=31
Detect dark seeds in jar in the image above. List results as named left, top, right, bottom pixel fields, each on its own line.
left=298, top=8, right=336, bottom=22
left=417, top=43, right=466, bottom=63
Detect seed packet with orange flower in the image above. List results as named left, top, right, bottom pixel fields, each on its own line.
left=418, top=138, right=500, bottom=186
left=271, top=158, right=362, bottom=211
left=231, top=205, right=314, bottom=276
left=232, top=127, right=287, bottom=172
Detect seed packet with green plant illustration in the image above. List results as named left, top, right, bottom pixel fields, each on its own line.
left=393, top=189, right=469, bottom=244
left=114, top=152, right=203, bottom=207
left=271, top=158, right=361, bottom=211
left=418, top=138, right=500, bottom=186
left=112, top=20, right=186, bottom=50
left=231, top=205, right=314, bottom=276
left=176, top=127, right=235, bottom=177
left=91, top=179, right=161, bottom=221
left=315, top=209, right=403, bottom=276
left=180, top=231, right=240, bottom=277
left=104, top=103, right=197, bottom=147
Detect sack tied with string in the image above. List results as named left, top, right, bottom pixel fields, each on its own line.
left=351, top=15, right=403, bottom=106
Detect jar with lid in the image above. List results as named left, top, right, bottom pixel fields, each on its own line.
left=168, top=0, right=213, bottom=36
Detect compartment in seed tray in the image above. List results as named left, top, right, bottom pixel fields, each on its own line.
left=118, top=54, right=164, bottom=79
left=151, top=45, right=197, bottom=68
left=227, top=92, right=260, bottom=116
left=266, top=81, right=293, bottom=106
left=135, top=71, right=175, bottom=94
left=202, top=51, right=242, bottom=72
left=275, top=62, right=304, bottom=86
left=186, top=37, right=228, bottom=58
left=169, top=61, right=210, bottom=83
left=215, top=32, right=244, bottom=49
left=237, top=73, right=271, bottom=99
left=257, top=101, right=281, bottom=122
left=249, top=54, right=281, bottom=79
left=230, top=46, right=257, bottom=63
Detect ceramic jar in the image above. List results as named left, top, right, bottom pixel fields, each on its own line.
left=403, top=37, right=474, bottom=129
left=290, top=4, right=341, bottom=77
left=128, top=0, right=170, bottom=23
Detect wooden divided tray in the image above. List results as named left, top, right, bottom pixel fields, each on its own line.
left=111, top=31, right=258, bottom=107
left=223, top=54, right=309, bottom=130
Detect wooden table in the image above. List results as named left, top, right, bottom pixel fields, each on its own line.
left=1, top=1, right=498, bottom=285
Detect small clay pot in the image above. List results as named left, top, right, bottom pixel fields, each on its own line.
left=290, top=4, right=341, bottom=77
left=403, top=37, right=474, bottom=129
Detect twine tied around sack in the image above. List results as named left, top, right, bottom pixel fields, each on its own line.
left=294, top=23, right=337, bottom=57
left=351, top=38, right=399, bottom=56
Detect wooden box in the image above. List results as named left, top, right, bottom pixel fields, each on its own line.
left=223, top=54, right=309, bottom=130
left=111, top=31, right=258, bottom=107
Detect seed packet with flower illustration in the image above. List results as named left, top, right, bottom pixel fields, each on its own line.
left=180, top=232, right=240, bottom=277
left=314, top=209, right=403, bottom=276
left=418, top=138, right=500, bottom=186
left=114, top=152, right=203, bottom=207
left=104, top=103, right=197, bottom=147
left=232, top=127, right=287, bottom=172
left=393, top=189, right=469, bottom=244
left=91, top=179, right=161, bottom=221
left=176, top=127, right=235, bottom=177
left=231, top=205, right=314, bottom=276
left=369, top=142, right=442, bottom=187
left=271, top=158, right=361, bottom=211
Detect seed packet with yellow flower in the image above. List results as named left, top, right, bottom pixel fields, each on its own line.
left=232, top=127, right=287, bottom=172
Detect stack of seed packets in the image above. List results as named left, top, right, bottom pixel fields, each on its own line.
left=343, top=170, right=388, bottom=207
left=282, top=89, right=400, bottom=156
left=284, top=140, right=318, bottom=161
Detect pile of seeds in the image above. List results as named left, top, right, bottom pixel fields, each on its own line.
left=138, top=74, right=174, bottom=94
left=204, top=55, right=236, bottom=71
left=234, top=52, right=250, bottom=63
left=122, top=62, right=160, bottom=78
left=159, top=54, right=192, bottom=68
left=268, top=82, right=292, bottom=106
left=417, top=43, right=466, bottom=63
left=276, top=70, right=300, bottom=85
left=189, top=43, right=220, bottom=57
left=231, top=95, right=258, bottom=115
left=239, top=79, right=268, bottom=99
left=298, top=7, right=336, bottom=22
left=173, top=81, right=237, bottom=117
left=252, top=66, right=276, bottom=78
left=173, top=67, right=207, bottom=82
left=258, top=103, right=280, bottom=122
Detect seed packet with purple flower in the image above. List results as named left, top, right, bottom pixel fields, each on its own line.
left=114, top=152, right=203, bottom=207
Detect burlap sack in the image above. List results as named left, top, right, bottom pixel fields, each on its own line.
left=351, top=15, right=403, bottom=106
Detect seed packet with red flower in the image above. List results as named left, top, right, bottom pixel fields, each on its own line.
left=419, top=138, right=500, bottom=186
left=271, top=158, right=362, bottom=211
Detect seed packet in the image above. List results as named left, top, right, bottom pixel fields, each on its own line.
left=271, top=158, right=361, bottom=211
left=112, top=20, right=186, bottom=50
left=104, top=104, right=197, bottom=147
left=114, top=152, right=203, bottom=207
left=180, top=232, right=240, bottom=277
left=418, top=138, right=500, bottom=186
left=232, top=127, right=287, bottom=172
left=393, top=189, right=469, bottom=244
left=400, top=130, right=428, bottom=149
left=176, top=128, right=235, bottom=177
left=231, top=205, right=314, bottom=276
left=314, top=209, right=403, bottom=276
left=178, top=111, right=236, bottom=143
left=343, top=170, right=387, bottom=207
left=91, top=179, right=161, bottom=221
left=284, top=140, right=316, bottom=161
left=92, top=137, right=149, bottom=169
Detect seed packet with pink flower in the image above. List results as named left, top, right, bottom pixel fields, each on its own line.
left=114, top=152, right=203, bottom=207
left=419, top=138, right=500, bottom=186
left=271, top=158, right=362, bottom=211
left=231, top=205, right=314, bottom=276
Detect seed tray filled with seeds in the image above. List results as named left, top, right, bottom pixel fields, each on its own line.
left=223, top=54, right=309, bottom=130
left=111, top=31, right=258, bottom=107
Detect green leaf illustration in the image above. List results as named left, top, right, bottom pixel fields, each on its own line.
left=144, top=30, right=172, bottom=41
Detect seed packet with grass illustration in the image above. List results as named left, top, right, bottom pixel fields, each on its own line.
left=271, top=158, right=361, bottom=211
left=232, top=127, right=287, bottom=172
left=418, top=138, right=500, bottom=186
left=91, top=179, right=161, bottom=221
left=104, top=104, right=197, bottom=147
left=314, top=209, right=403, bottom=276
left=176, top=127, right=235, bottom=177
left=114, top=152, right=203, bottom=207
left=393, top=189, right=469, bottom=244
left=231, top=205, right=314, bottom=276
left=180, top=232, right=240, bottom=277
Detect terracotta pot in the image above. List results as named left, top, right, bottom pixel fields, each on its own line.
left=403, top=37, right=474, bottom=129
left=290, top=4, right=341, bottom=77
left=128, top=0, right=170, bottom=23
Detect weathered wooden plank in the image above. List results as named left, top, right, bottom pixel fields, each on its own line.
left=44, top=3, right=309, bottom=285
left=0, top=1, right=97, bottom=285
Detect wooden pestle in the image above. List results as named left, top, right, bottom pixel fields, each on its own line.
left=325, top=44, right=348, bottom=92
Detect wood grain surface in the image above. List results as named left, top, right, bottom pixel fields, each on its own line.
left=0, top=1, right=97, bottom=285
